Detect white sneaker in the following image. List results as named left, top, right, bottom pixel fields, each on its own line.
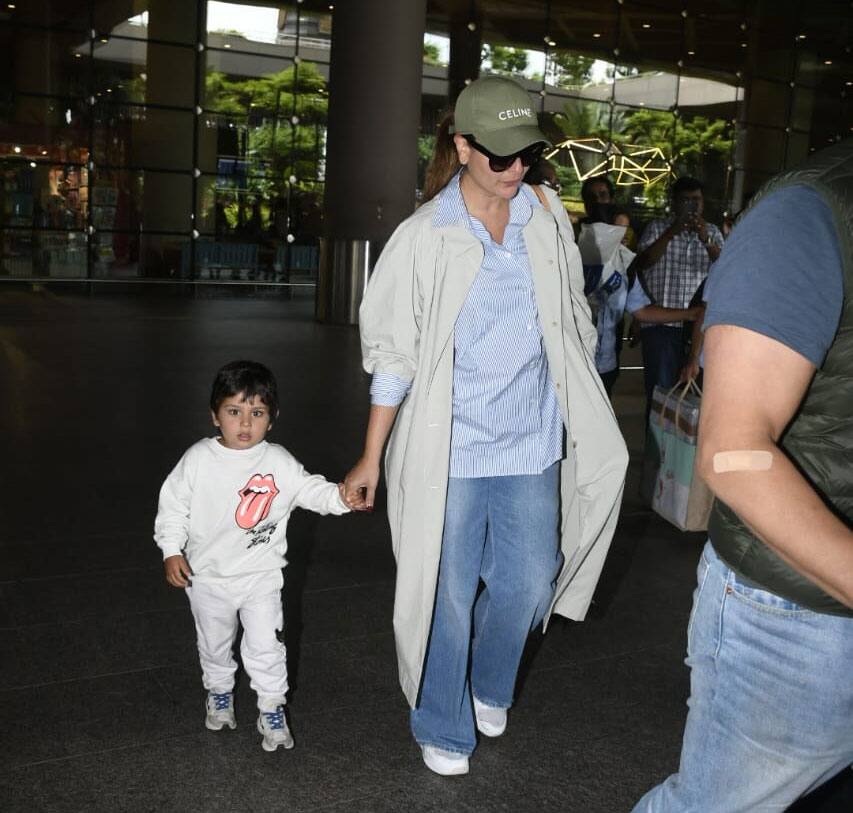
left=205, top=691, right=236, bottom=731
left=257, top=705, right=295, bottom=752
left=473, top=696, right=507, bottom=737
left=421, top=745, right=470, bottom=776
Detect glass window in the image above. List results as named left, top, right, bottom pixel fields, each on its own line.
left=96, top=2, right=150, bottom=42
left=203, top=52, right=295, bottom=113
left=745, top=79, right=790, bottom=128
left=92, top=40, right=197, bottom=109
left=93, top=233, right=190, bottom=279
left=0, top=95, right=90, bottom=162
left=93, top=105, right=194, bottom=170
left=0, top=26, right=89, bottom=98
left=7, top=1, right=88, bottom=32
left=92, top=167, right=191, bottom=233
left=785, top=131, right=810, bottom=167
left=608, top=104, right=677, bottom=213
left=745, top=125, right=786, bottom=174
left=96, top=2, right=198, bottom=46
left=0, top=159, right=88, bottom=231
left=790, top=87, right=815, bottom=132
left=614, top=65, right=678, bottom=112
left=1, top=228, right=88, bottom=278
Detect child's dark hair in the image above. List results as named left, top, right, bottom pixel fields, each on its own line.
left=210, top=360, right=279, bottom=418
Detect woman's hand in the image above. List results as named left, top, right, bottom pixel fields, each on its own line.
left=343, top=456, right=381, bottom=512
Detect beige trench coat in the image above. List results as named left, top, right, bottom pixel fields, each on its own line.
left=359, top=183, right=629, bottom=707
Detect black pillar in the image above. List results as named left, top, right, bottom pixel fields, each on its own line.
left=448, top=10, right=482, bottom=104
left=317, top=0, right=426, bottom=324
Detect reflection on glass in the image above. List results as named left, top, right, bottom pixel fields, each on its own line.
left=613, top=64, right=678, bottom=111
left=1, top=229, right=87, bottom=278
left=93, top=233, right=189, bottom=280
left=206, top=2, right=332, bottom=49
left=746, top=79, right=791, bottom=128
left=0, top=26, right=89, bottom=98
left=0, top=160, right=88, bottom=230
left=9, top=1, right=87, bottom=31
left=93, top=106, right=194, bottom=170
left=98, top=4, right=150, bottom=42
left=91, top=40, right=196, bottom=108
left=193, top=174, right=323, bottom=283
left=91, top=168, right=191, bottom=234
left=201, top=60, right=327, bottom=182
left=0, top=97, right=90, bottom=166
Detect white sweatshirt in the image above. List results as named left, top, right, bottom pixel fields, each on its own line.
left=154, top=438, right=349, bottom=582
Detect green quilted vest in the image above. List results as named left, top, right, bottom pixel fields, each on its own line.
left=709, top=139, right=853, bottom=616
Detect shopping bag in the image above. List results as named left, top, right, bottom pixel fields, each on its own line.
left=648, top=380, right=714, bottom=531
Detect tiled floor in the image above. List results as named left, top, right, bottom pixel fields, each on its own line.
left=0, top=288, right=848, bottom=812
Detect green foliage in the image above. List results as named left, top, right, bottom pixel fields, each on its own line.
left=204, top=62, right=328, bottom=197
left=550, top=101, right=733, bottom=208
left=482, top=44, right=529, bottom=75
left=423, top=42, right=442, bottom=65
left=550, top=51, right=594, bottom=88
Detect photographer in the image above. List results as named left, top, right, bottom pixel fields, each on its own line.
left=631, top=177, right=723, bottom=419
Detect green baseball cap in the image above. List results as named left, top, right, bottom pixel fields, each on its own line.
left=451, top=75, right=550, bottom=156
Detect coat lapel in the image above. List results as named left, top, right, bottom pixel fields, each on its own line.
left=426, top=225, right=482, bottom=387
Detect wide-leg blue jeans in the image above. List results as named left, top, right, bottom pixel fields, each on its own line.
left=632, top=542, right=853, bottom=812
left=410, top=463, right=563, bottom=755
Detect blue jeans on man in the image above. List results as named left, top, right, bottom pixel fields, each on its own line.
left=410, top=463, right=563, bottom=755
left=632, top=542, right=853, bottom=812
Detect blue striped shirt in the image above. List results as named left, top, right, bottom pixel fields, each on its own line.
left=370, top=171, right=563, bottom=478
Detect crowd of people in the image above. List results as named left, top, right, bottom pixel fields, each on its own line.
left=153, top=74, right=852, bottom=810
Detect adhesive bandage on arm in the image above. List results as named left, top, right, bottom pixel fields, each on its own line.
left=712, top=450, right=773, bottom=473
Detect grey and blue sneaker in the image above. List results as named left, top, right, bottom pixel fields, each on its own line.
left=257, top=705, right=294, bottom=752
left=205, top=691, right=236, bottom=731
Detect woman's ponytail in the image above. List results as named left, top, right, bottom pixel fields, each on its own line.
left=422, top=111, right=461, bottom=203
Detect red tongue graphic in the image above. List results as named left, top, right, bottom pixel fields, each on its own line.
left=236, top=475, right=279, bottom=530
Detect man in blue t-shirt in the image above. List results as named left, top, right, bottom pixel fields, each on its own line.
left=632, top=172, right=853, bottom=811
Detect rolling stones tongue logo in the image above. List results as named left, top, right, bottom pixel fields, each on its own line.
left=236, top=474, right=280, bottom=530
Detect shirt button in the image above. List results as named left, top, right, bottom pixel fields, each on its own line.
left=527, top=324, right=533, bottom=331
left=552, top=320, right=558, bottom=327
left=556, top=383, right=561, bottom=389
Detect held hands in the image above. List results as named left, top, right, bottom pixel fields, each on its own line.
left=342, top=456, right=380, bottom=512
left=164, top=554, right=193, bottom=588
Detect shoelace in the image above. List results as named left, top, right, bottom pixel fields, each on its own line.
left=212, top=693, right=231, bottom=711
left=262, top=708, right=284, bottom=730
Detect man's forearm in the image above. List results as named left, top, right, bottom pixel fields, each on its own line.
left=698, top=437, right=853, bottom=608
left=632, top=229, right=674, bottom=273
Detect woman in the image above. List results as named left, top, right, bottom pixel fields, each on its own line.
left=344, top=76, right=628, bottom=776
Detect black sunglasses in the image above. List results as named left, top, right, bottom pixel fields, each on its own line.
left=464, top=136, right=545, bottom=173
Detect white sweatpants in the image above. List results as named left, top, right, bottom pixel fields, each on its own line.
left=186, top=569, right=287, bottom=711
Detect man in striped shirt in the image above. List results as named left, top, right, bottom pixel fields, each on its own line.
left=632, top=177, right=723, bottom=418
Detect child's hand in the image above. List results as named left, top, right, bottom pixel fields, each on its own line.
left=343, top=457, right=379, bottom=512
left=164, top=554, right=193, bottom=588
left=338, top=482, right=366, bottom=511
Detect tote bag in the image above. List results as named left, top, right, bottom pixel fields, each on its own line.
left=648, top=380, right=714, bottom=532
